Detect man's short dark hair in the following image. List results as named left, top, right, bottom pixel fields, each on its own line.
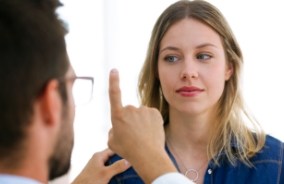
left=0, top=0, right=69, bottom=164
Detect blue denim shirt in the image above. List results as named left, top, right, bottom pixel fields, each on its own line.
left=107, top=135, right=284, bottom=184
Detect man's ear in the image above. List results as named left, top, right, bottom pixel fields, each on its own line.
left=39, top=80, right=62, bottom=127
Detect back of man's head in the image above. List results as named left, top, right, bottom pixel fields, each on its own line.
left=0, top=0, right=68, bottom=166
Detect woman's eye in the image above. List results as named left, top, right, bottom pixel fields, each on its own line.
left=196, top=53, right=212, bottom=60
left=165, top=55, right=178, bottom=63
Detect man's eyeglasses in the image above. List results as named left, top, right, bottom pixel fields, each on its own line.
left=60, top=76, right=94, bottom=106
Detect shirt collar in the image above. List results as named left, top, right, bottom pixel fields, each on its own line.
left=0, top=174, right=42, bottom=184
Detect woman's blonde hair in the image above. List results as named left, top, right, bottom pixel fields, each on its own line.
left=138, top=0, right=265, bottom=166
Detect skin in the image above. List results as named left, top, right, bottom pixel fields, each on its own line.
left=0, top=68, right=74, bottom=183
left=158, top=18, right=232, bottom=183
left=49, top=67, right=76, bottom=180
left=108, top=69, right=178, bottom=184
left=55, top=66, right=131, bottom=183
left=158, top=18, right=232, bottom=119
left=0, top=65, right=130, bottom=184
left=72, top=148, right=130, bottom=184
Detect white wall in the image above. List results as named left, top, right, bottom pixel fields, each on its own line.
left=54, top=0, right=284, bottom=183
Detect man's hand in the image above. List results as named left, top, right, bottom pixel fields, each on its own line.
left=71, top=148, right=130, bottom=184
left=108, top=69, right=165, bottom=160
left=108, top=69, right=177, bottom=184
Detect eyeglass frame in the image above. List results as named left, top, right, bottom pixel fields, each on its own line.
left=57, top=76, right=94, bottom=105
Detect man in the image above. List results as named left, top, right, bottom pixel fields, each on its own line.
left=0, top=0, right=129, bottom=183
left=0, top=0, right=192, bottom=183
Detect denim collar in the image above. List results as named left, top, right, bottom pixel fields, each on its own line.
left=165, top=137, right=241, bottom=171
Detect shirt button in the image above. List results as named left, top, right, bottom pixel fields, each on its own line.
left=208, top=169, right=212, bottom=174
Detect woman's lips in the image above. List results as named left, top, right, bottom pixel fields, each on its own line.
left=176, top=86, right=204, bottom=97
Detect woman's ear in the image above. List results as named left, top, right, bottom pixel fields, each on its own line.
left=225, top=63, right=233, bottom=81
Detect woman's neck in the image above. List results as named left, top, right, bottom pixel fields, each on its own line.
left=165, top=109, right=215, bottom=150
left=165, top=115, right=210, bottom=184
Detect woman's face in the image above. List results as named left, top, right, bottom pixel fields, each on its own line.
left=158, top=18, right=232, bottom=117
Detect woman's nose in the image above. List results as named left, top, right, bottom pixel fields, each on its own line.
left=180, top=60, right=199, bottom=80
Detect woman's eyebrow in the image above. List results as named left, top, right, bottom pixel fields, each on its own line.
left=159, top=46, right=180, bottom=54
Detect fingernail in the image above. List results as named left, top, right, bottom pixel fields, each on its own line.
left=111, top=68, right=118, bottom=74
left=124, top=160, right=130, bottom=166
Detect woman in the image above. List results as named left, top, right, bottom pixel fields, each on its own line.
left=108, top=0, right=284, bottom=183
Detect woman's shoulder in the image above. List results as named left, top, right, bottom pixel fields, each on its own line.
left=263, top=135, right=283, bottom=152
left=252, top=134, right=283, bottom=162
left=107, top=153, right=123, bottom=164
left=107, top=154, right=144, bottom=184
